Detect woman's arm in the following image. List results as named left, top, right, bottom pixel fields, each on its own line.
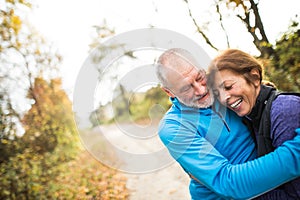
left=159, top=121, right=300, bottom=199
left=270, top=95, right=300, bottom=147
left=264, top=94, right=300, bottom=199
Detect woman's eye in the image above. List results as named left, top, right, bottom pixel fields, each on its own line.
left=224, top=85, right=233, bottom=90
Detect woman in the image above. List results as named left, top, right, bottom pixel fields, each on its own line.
left=207, top=49, right=300, bottom=199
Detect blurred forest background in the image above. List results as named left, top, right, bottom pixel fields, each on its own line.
left=0, top=0, right=299, bottom=199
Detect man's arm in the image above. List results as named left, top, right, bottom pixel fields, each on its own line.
left=159, top=123, right=300, bottom=200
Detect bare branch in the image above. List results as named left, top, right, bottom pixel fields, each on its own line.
left=236, top=13, right=260, bottom=46
left=184, top=0, right=219, bottom=51
left=215, top=1, right=230, bottom=48
left=234, top=0, right=274, bottom=57
left=249, top=0, right=269, bottom=43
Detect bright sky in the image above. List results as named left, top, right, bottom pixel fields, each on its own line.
left=29, top=0, right=300, bottom=100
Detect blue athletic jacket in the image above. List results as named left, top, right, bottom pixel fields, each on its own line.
left=158, top=97, right=300, bottom=199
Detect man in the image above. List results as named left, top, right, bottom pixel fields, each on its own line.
left=156, top=48, right=300, bottom=199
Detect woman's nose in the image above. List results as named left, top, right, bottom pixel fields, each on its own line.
left=219, top=91, right=231, bottom=103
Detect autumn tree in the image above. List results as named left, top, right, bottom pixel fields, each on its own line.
left=222, top=0, right=274, bottom=57
left=0, top=0, right=78, bottom=198
left=264, top=24, right=300, bottom=92
left=183, top=0, right=299, bottom=92
left=184, top=0, right=298, bottom=59
left=0, top=2, right=129, bottom=199
left=22, top=78, right=79, bottom=156
left=0, top=0, right=29, bottom=143
left=0, top=0, right=61, bottom=142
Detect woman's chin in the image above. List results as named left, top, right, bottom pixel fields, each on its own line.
left=229, top=107, right=247, bottom=117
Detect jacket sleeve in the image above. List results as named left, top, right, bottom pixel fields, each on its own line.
left=159, top=121, right=300, bottom=200
left=270, top=95, right=300, bottom=147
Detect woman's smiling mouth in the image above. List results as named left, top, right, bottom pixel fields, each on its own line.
left=229, top=98, right=243, bottom=109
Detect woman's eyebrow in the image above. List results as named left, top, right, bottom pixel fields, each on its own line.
left=218, top=80, right=235, bottom=88
left=217, top=82, right=225, bottom=88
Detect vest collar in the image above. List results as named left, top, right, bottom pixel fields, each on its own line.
left=247, top=85, right=275, bottom=127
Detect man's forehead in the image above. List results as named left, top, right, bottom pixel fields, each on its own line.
left=164, top=64, right=203, bottom=77
left=165, top=66, right=204, bottom=88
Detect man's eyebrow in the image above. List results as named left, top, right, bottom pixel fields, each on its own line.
left=197, top=70, right=205, bottom=79
left=198, top=69, right=206, bottom=75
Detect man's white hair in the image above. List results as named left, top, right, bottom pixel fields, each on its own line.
left=156, top=48, right=202, bottom=87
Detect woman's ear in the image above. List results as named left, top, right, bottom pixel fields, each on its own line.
left=250, top=69, right=261, bottom=87
left=162, top=87, right=175, bottom=98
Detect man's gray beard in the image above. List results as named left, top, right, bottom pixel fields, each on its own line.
left=177, top=89, right=215, bottom=109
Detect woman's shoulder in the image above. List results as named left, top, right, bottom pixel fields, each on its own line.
left=272, top=93, right=300, bottom=109
left=270, top=93, right=300, bottom=123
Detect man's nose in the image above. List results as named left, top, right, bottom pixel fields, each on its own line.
left=193, top=81, right=206, bottom=95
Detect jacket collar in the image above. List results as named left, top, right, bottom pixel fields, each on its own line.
left=170, top=97, right=230, bottom=132
left=247, top=85, right=276, bottom=127
left=170, top=97, right=225, bottom=114
left=170, top=97, right=211, bottom=113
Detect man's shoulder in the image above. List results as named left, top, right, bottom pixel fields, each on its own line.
left=158, top=109, right=200, bottom=141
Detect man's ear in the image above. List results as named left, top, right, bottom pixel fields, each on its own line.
left=250, top=69, right=261, bottom=87
left=162, top=87, right=175, bottom=98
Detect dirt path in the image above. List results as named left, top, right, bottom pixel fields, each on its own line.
left=89, top=124, right=190, bottom=200
left=125, top=163, right=190, bottom=200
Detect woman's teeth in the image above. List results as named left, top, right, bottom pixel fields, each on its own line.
left=230, top=99, right=242, bottom=108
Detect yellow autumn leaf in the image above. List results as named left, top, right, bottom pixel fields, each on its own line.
left=11, top=15, right=22, bottom=33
